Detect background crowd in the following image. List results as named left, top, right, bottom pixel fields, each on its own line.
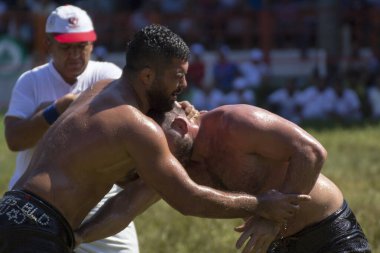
left=1, top=0, right=380, bottom=125
left=185, top=44, right=380, bottom=125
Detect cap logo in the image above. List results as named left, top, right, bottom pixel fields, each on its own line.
left=68, top=17, right=79, bottom=27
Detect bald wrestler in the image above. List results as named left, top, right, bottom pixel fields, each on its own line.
left=0, top=25, right=308, bottom=253
left=156, top=104, right=371, bottom=253
left=75, top=103, right=371, bottom=253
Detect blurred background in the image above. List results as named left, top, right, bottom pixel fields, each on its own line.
left=1, top=1, right=380, bottom=252
left=1, top=0, right=380, bottom=126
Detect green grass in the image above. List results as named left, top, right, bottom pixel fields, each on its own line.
left=1, top=115, right=379, bottom=253
left=0, top=116, right=15, bottom=193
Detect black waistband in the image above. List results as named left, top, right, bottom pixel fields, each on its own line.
left=291, top=199, right=348, bottom=238
left=3, top=189, right=75, bottom=249
left=268, top=200, right=371, bottom=253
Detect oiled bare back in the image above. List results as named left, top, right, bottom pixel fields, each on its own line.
left=189, top=105, right=343, bottom=236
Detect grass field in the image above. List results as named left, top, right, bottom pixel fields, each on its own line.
left=0, top=115, right=379, bottom=253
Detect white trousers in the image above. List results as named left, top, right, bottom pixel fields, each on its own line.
left=75, top=185, right=139, bottom=253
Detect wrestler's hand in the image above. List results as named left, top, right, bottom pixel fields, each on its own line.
left=256, top=189, right=311, bottom=223
left=177, top=101, right=201, bottom=122
left=235, top=216, right=281, bottom=253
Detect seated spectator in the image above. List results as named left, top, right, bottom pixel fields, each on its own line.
left=266, top=77, right=302, bottom=123
left=296, top=76, right=332, bottom=121
left=191, top=84, right=225, bottom=111
left=324, top=77, right=362, bottom=122
left=367, top=74, right=380, bottom=120
left=238, top=48, right=270, bottom=89
left=212, top=45, right=239, bottom=93
left=224, top=77, right=256, bottom=105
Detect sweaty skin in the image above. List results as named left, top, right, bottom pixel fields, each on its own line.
left=185, top=105, right=342, bottom=237
left=75, top=104, right=332, bottom=245
left=161, top=104, right=343, bottom=253
left=12, top=60, right=308, bottom=237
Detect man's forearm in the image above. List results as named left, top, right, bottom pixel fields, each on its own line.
left=75, top=180, right=160, bottom=244
left=4, top=106, right=52, bottom=151
left=5, top=94, right=79, bottom=151
left=281, top=146, right=327, bottom=194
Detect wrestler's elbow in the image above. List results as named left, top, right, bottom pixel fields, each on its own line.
left=310, top=143, right=328, bottom=172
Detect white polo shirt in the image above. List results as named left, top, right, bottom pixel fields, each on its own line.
left=6, top=60, right=122, bottom=188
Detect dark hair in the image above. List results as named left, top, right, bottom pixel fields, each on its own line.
left=124, top=24, right=190, bottom=73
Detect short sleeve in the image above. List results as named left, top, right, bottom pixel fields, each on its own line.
left=5, top=72, right=38, bottom=119
left=97, top=62, right=122, bottom=80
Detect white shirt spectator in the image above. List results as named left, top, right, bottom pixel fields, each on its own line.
left=191, top=86, right=225, bottom=111
left=324, top=86, right=362, bottom=120
left=296, top=85, right=332, bottom=120
left=367, top=84, right=380, bottom=119
left=224, top=77, right=255, bottom=105
left=267, top=85, right=301, bottom=123
left=238, top=49, right=269, bottom=88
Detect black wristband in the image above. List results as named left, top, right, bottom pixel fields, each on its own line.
left=42, top=103, right=60, bottom=125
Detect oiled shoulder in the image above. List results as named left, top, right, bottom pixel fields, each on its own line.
left=207, top=104, right=272, bottom=132
left=118, top=106, right=167, bottom=149
left=118, top=106, right=160, bottom=131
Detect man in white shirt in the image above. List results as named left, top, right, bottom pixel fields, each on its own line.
left=367, top=75, right=380, bottom=119
left=267, top=78, right=302, bottom=124
left=3, top=5, right=139, bottom=253
left=295, top=76, right=332, bottom=121
left=324, top=78, right=362, bottom=122
left=238, top=48, right=270, bottom=89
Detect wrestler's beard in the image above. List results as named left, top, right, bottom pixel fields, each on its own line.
left=172, top=135, right=193, bottom=167
left=147, top=82, right=175, bottom=113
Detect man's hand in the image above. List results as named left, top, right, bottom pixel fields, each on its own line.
left=55, top=93, right=79, bottom=114
left=177, top=101, right=201, bottom=121
left=256, top=189, right=311, bottom=223
left=235, top=216, right=281, bottom=253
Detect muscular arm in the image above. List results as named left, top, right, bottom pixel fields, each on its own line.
left=74, top=108, right=312, bottom=243
left=75, top=178, right=160, bottom=244
left=279, top=133, right=327, bottom=194
left=234, top=106, right=327, bottom=194
left=128, top=119, right=260, bottom=218
left=125, top=114, right=307, bottom=219
left=5, top=93, right=78, bottom=151
left=5, top=106, right=51, bottom=151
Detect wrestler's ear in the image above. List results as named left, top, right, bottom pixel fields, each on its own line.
left=171, top=118, right=188, bottom=136
left=139, top=67, right=155, bottom=87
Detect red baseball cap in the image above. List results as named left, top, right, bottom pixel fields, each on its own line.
left=45, top=5, right=97, bottom=43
